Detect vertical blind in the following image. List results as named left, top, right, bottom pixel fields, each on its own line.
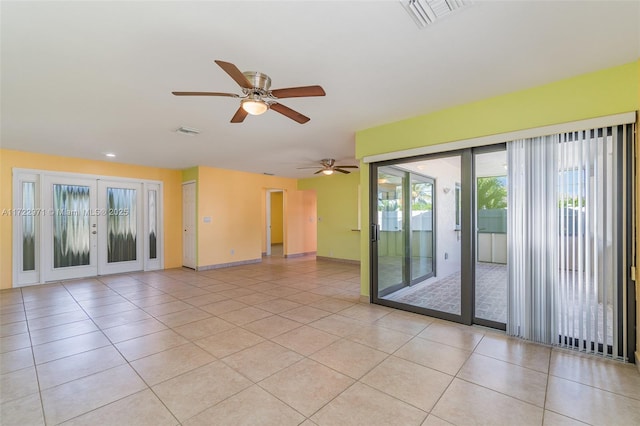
left=507, top=125, right=627, bottom=359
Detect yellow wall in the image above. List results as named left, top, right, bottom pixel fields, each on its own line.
left=195, top=166, right=311, bottom=268
left=270, top=191, right=283, bottom=244
left=298, top=172, right=360, bottom=261
left=356, top=60, right=639, bottom=302
left=0, top=149, right=183, bottom=288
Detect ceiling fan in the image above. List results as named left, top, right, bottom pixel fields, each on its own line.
left=172, top=60, right=325, bottom=124
left=298, top=159, right=359, bottom=175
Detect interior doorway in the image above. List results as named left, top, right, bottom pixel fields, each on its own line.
left=182, top=181, right=196, bottom=269
left=266, top=190, right=284, bottom=256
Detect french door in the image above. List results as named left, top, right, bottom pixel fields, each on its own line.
left=13, top=171, right=162, bottom=285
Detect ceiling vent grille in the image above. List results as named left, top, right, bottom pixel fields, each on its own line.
left=402, top=0, right=471, bottom=28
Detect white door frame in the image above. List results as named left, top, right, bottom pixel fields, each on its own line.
left=182, top=181, right=197, bottom=269
left=12, top=168, right=163, bottom=286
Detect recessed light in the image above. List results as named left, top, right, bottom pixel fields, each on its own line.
left=105, top=153, right=116, bottom=158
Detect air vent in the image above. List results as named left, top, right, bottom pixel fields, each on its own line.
left=175, top=126, right=200, bottom=136
left=402, top=0, right=471, bottom=28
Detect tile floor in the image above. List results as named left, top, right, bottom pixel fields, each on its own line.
left=2, top=255, right=640, bottom=425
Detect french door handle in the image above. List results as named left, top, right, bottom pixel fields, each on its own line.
left=371, top=223, right=380, bottom=242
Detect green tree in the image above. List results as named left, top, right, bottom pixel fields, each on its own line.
left=476, top=177, right=507, bottom=210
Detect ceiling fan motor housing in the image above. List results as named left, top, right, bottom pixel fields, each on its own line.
left=242, top=71, right=272, bottom=93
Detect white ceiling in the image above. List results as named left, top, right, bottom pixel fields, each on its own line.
left=2, top=1, right=638, bottom=178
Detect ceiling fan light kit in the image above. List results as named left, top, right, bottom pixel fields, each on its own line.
left=172, top=60, right=325, bottom=124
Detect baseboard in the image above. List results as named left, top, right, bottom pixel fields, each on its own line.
left=359, top=295, right=370, bottom=304
left=284, top=251, right=316, bottom=259
left=316, top=256, right=360, bottom=265
left=197, top=258, right=261, bottom=271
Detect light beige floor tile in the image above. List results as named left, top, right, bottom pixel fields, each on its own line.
left=337, top=303, right=391, bottom=323
left=0, top=347, right=34, bottom=374
left=418, top=322, right=484, bottom=351
left=0, top=320, right=28, bottom=338
left=421, top=414, right=454, bottom=425
left=199, top=299, right=249, bottom=315
left=143, top=300, right=192, bottom=316
left=180, top=292, right=229, bottom=307
left=308, top=314, right=368, bottom=338
left=91, top=309, right=152, bottom=329
left=310, top=339, right=388, bottom=379
left=27, top=310, right=89, bottom=330
left=130, top=343, right=215, bottom=386
left=457, top=353, right=548, bottom=407
left=165, top=286, right=210, bottom=300
left=308, top=298, right=355, bottom=313
left=29, top=319, right=98, bottom=346
left=24, top=303, right=81, bottom=320
left=115, top=329, right=189, bottom=361
left=0, top=392, right=45, bottom=426
left=395, top=337, right=471, bottom=376
left=543, top=410, right=589, bottom=425
left=222, top=341, right=303, bottom=382
left=102, top=318, right=168, bottom=343
left=282, top=291, right=326, bottom=305
left=41, top=364, right=147, bottom=425
left=233, top=293, right=278, bottom=306
left=243, top=315, right=302, bottom=338
left=218, top=306, right=273, bottom=326
left=183, top=384, right=304, bottom=426
left=260, top=358, right=354, bottom=417
left=0, top=366, right=39, bottom=403
left=215, top=288, right=256, bottom=299
left=347, top=326, right=413, bottom=353
left=155, top=307, right=211, bottom=328
left=279, top=306, right=332, bottom=324
left=0, top=332, right=31, bottom=353
left=0, top=310, right=26, bottom=325
left=546, top=375, right=640, bottom=425
left=262, top=287, right=302, bottom=298
left=83, top=301, right=138, bottom=318
left=36, top=345, right=125, bottom=389
left=32, top=330, right=111, bottom=364
left=0, top=303, right=26, bottom=315
left=474, top=333, right=551, bottom=373
left=76, top=295, right=127, bottom=308
left=153, top=361, right=251, bottom=422
left=271, top=325, right=340, bottom=356
left=432, top=378, right=543, bottom=425
left=311, top=382, right=427, bottom=426
left=195, top=327, right=264, bottom=358
left=61, top=389, right=178, bottom=426
left=361, top=356, right=453, bottom=412
left=131, top=294, right=179, bottom=307
left=550, top=350, right=640, bottom=400
left=254, top=298, right=302, bottom=314
left=173, top=316, right=235, bottom=341
left=372, top=311, right=432, bottom=336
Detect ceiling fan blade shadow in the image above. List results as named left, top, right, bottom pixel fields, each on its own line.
left=270, top=103, right=310, bottom=124
left=334, top=168, right=350, bottom=174
left=214, top=60, right=253, bottom=89
left=230, top=107, right=249, bottom=123
left=172, top=92, right=239, bottom=97
left=270, top=85, right=326, bottom=99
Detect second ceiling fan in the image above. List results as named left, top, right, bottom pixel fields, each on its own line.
left=172, top=60, right=325, bottom=124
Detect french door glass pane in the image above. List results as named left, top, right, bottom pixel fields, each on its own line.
left=107, top=187, right=137, bottom=263
left=53, top=184, right=91, bottom=268
left=377, top=168, right=406, bottom=297
left=474, top=150, right=508, bottom=324
left=149, top=189, right=157, bottom=260
left=22, top=182, right=36, bottom=271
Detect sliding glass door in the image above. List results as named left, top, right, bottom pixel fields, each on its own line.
left=372, top=153, right=467, bottom=323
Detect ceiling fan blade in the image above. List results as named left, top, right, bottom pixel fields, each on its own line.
left=230, top=107, right=249, bottom=123
left=336, top=165, right=358, bottom=168
left=314, top=170, right=324, bottom=175
left=270, top=102, right=310, bottom=124
left=334, top=168, right=351, bottom=174
left=172, top=91, right=239, bottom=97
left=270, top=85, right=326, bottom=99
left=297, top=167, right=322, bottom=169
left=214, top=60, right=253, bottom=89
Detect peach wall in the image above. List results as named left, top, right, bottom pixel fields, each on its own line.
left=0, top=149, right=183, bottom=288
left=196, top=166, right=300, bottom=267
left=285, top=189, right=317, bottom=256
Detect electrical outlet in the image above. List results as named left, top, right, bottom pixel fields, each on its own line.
left=444, top=252, right=448, bottom=260
left=230, top=249, right=235, bottom=255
